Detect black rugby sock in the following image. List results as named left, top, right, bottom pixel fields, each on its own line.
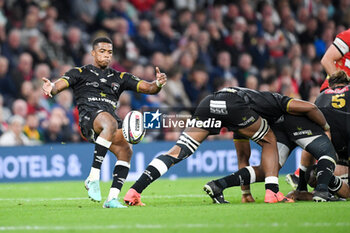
left=328, top=175, right=342, bottom=193
left=111, top=161, right=130, bottom=190
left=297, top=168, right=308, bottom=191
left=131, top=154, right=174, bottom=193
left=315, top=159, right=335, bottom=192
left=92, top=136, right=111, bottom=169
left=214, top=168, right=251, bottom=189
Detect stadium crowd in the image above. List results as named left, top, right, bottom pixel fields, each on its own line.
left=0, top=0, right=349, bottom=145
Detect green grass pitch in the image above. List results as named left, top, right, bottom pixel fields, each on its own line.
left=0, top=177, right=349, bottom=233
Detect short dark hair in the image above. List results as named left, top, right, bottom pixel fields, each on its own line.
left=92, top=37, right=112, bottom=48
left=329, top=70, right=350, bottom=87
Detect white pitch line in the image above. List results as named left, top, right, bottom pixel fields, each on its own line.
left=0, top=222, right=349, bottom=231
left=0, top=194, right=206, bottom=202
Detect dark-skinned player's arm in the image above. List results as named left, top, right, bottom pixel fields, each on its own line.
left=234, top=137, right=256, bottom=203
left=137, top=67, right=167, bottom=94
left=42, top=77, right=69, bottom=97
left=287, top=99, right=330, bottom=131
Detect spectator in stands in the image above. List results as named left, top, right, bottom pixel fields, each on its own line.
left=1, top=29, right=24, bottom=69
left=0, top=56, right=16, bottom=101
left=223, top=3, right=239, bottom=30
left=42, top=114, right=64, bottom=143
left=11, top=99, right=28, bottom=119
left=207, top=21, right=225, bottom=53
left=23, top=113, right=43, bottom=145
left=210, top=51, right=236, bottom=90
left=71, top=0, right=99, bottom=30
left=299, top=17, right=318, bottom=47
left=95, top=0, right=119, bottom=33
left=162, top=66, right=191, bottom=109
left=133, top=19, right=158, bottom=58
left=64, top=27, right=87, bottom=67
left=154, top=12, right=178, bottom=54
left=245, top=75, right=259, bottom=91
left=194, top=9, right=207, bottom=30
left=174, top=8, right=193, bottom=34
left=249, top=33, right=270, bottom=71
left=225, top=29, right=246, bottom=67
left=196, top=31, right=214, bottom=72
left=26, top=89, right=49, bottom=121
left=182, top=65, right=209, bottom=105
left=20, top=80, right=34, bottom=101
left=262, top=16, right=287, bottom=60
left=33, top=63, right=51, bottom=89
left=281, top=16, right=298, bottom=49
left=53, top=90, right=75, bottom=128
left=114, top=0, right=137, bottom=36
left=235, top=53, right=259, bottom=87
left=24, top=30, right=48, bottom=67
left=277, top=65, right=299, bottom=98
left=0, top=115, right=31, bottom=146
left=43, top=27, right=73, bottom=69
left=129, top=0, right=156, bottom=13
left=11, top=53, right=33, bottom=95
left=299, top=63, right=318, bottom=101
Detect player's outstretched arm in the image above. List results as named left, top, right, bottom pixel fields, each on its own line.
left=320, top=44, right=342, bottom=75
left=287, top=99, right=330, bottom=131
left=137, top=67, right=167, bottom=94
left=42, top=77, right=69, bottom=97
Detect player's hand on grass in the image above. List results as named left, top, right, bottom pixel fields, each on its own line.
left=42, top=77, right=53, bottom=97
left=155, top=67, right=167, bottom=88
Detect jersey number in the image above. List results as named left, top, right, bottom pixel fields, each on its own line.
left=331, top=94, right=346, bottom=109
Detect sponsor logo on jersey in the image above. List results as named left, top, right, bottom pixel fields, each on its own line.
left=238, top=116, right=255, bottom=126
left=90, top=69, right=99, bottom=76
left=293, top=129, right=313, bottom=136
left=130, top=75, right=141, bottom=81
left=86, top=82, right=99, bottom=87
left=87, top=97, right=117, bottom=108
left=209, top=100, right=228, bottom=115
left=325, top=86, right=349, bottom=94
left=100, top=78, right=107, bottom=83
left=111, top=82, right=120, bottom=92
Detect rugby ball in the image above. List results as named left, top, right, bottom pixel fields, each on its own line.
left=122, top=111, right=146, bottom=144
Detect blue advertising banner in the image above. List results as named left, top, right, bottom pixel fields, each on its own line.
left=0, top=140, right=301, bottom=183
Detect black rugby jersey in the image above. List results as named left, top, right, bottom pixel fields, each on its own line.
left=60, top=64, right=141, bottom=113
left=315, top=85, right=350, bottom=113
left=315, top=85, right=350, bottom=162
left=218, top=87, right=292, bottom=123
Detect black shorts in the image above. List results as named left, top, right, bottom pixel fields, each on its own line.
left=192, top=92, right=260, bottom=135
left=272, top=115, right=326, bottom=166
left=272, top=114, right=325, bottom=146
left=79, top=107, right=122, bottom=143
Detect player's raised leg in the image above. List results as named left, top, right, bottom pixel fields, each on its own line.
left=102, top=129, right=133, bottom=208
left=124, top=127, right=209, bottom=206
left=85, top=112, right=116, bottom=202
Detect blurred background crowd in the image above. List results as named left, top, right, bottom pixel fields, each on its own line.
left=0, top=0, right=349, bottom=145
